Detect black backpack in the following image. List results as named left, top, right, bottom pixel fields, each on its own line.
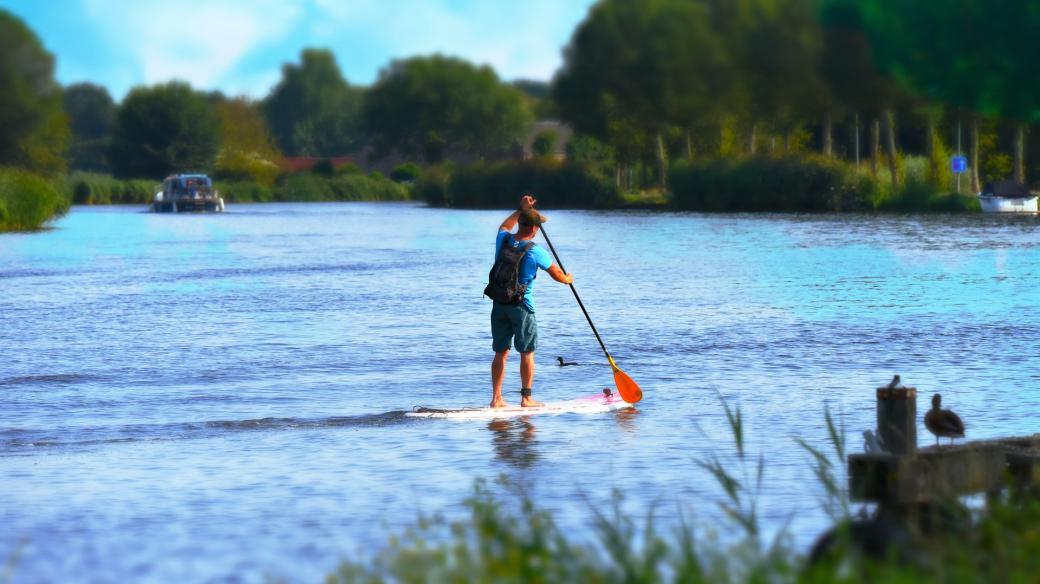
left=484, top=234, right=534, bottom=304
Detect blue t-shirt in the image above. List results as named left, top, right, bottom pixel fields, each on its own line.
left=495, top=230, right=553, bottom=312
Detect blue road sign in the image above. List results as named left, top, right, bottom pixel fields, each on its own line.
left=951, top=155, right=968, bottom=174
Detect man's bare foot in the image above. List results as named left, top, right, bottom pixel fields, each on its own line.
left=521, top=396, right=544, bottom=407
left=490, top=397, right=510, bottom=408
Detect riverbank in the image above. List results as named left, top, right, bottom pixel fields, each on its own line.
left=0, top=168, right=70, bottom=232
left=414, top=156, right=981, bottom=213
left=670, top=156, right=979, bottom=213
left=0, top=156, right=990, bottom=235
left=1, top=170, right=410, bottom=233
left=414, top=158, right=621, bottom=208
left=66, top=170, right=409, bottom=206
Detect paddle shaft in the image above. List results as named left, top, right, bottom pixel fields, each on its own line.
left=538, top=225, right=613, bottom=362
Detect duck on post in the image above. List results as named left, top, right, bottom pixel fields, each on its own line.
left=924, top=393, right=965, bottom=447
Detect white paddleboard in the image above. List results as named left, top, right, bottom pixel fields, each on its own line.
left=406, top=392, right=634, bottom=420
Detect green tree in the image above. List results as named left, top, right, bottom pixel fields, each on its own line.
left=0, top=9, right=67, bottom=175
left=362, top=55, right=532, bottom=164
left=819, top=1, right=884, bottom=163
left=263, top=49, right=362, bottom=157
left=859, top=0, right=1040, bottom=188
left=63, top=83, right=115, bottom=172
left=733, top=0, right=828, bottom=156
left=553, top=0, right=733, bottom=189
left=390, top=162, right=422, bottom=183
left=531, top=130, right=558, bottom=158
left=213, top=97, right=282, bottom=185
left=109, top=81, right=219, bottom=178
left=512, top=79, right=559, bottom=118
left=818, top=0, right=904, bottom=184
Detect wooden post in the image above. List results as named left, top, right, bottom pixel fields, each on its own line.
left=877, top=382, right=917, bottom=456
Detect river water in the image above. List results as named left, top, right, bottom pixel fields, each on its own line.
left=2, top=203, right=1040, bottom=582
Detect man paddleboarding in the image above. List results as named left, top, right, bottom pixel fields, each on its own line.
left=486, top=195, right=573, bottom=408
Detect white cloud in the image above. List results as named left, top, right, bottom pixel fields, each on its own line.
left=312, top=0, right=590, bottom=82
left=83, top=0, right=301, bottom=96
left=73, top=0, right=593, bottom=97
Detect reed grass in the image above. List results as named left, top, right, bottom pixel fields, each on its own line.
left=63, top=172, right=410, bottom=206
left=276, top=173, right=408, bottom=202
left=669, top=155, right=980, bottom=213
left=215, top=180, right=276, bottom=203
left=329, top=397, right=1040, bottom=583
left=669, top=156, right=878, bottom=212
left=415, top=160, right=620, bottom=208
left=0, top=168, right=70, bottom=231
left=65, top=172, right=154, bottom=204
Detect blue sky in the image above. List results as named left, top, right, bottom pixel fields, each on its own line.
left=0, top=0, right=596, bottom=100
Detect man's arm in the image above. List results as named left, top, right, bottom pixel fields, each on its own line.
left=498, top=194, right=538, bottom=232
left=499, top=209, right=521, bottom=232
left=547, top=263, right=574, bottom=285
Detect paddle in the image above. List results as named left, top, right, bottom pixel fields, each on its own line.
left=537, top=222, right=643, bottom=404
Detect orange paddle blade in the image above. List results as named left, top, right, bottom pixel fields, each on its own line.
left=613, top=367, right=643, bottom=404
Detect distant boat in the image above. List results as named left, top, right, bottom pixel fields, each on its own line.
left=978, top=180, right=1038, bottom=214
left=152, top=174, right=225, bottom=213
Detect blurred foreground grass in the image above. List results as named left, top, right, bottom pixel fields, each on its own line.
left=330, top=402, right=1040, bottom=584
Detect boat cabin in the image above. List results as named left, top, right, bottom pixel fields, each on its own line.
left=979, top=179, right=1038, bottom=214
left=152, top=174, right=224, bottom=213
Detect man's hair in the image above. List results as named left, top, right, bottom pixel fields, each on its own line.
left=518, top=208, right=544, bottom=226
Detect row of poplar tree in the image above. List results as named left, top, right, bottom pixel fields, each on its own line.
left=5, top=1, right=1040, bottom=192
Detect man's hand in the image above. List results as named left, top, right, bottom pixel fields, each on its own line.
left=520, top=194, right=536, bottom=210
left=547, top=263, right=572, bottom=285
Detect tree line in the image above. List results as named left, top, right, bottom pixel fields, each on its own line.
left=3, top=1, right=1040, bottom=198
left=1, top=9, right=534, bottom=185
left=54, top=51, right=534, bottom=184
left=553, top=0, right=1040, bottom=193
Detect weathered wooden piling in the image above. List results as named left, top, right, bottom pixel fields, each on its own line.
left=849, top=443, right=1006, bottom=504
left=850, top=379, right=1040, bottom=506
left=824, top=378, right=1040, bottom=555
left=876, top=380, right=916, bottom=456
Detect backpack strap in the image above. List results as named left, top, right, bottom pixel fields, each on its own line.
left=497, top=232, right=514, bottom=258
left=499, top=233, right=534, bottom=258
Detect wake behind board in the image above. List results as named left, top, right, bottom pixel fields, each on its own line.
left=407, top=391, right=633, bottom=420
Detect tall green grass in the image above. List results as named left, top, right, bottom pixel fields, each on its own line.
left=65, top=172, right=155, bottom=204
left=275, top=173, right=408, bottom=202
left=870, top=157, right=980, bottom=212
left=215, top=181, right=276, bottom=203
left=670, top=156, right=878, bottom=212
left=330, top=399, right=1040, bottom=583
left=220, top=173, right=410, bottom=203
left=415, top=159, right=621, bottom=208
left=0, top=168, right=70, bottom=232
left=63, top=172, right=410, bottom=206
left=670, top=155, right=980, bottom=213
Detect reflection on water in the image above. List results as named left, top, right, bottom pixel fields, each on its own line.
left=489, top=418, right=539, bottom=468
left=613, top=407, right=642, bottom=433
left=488, top=407, right=640, bottom=469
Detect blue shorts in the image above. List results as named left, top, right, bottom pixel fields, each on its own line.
left=491, top=303, right=538, bottom=353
